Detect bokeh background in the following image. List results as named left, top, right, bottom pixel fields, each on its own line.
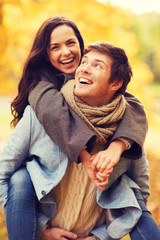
left=0, top=0, right=160, bottom=239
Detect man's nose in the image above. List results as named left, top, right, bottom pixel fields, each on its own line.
left=81, top=64, right=91, bottom=74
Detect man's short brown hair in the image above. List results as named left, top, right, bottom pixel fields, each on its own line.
left=84, top=41, right=133, bottom=95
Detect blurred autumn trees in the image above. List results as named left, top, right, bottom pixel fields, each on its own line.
left=0, top=0, right=160, bottom=129
left=0, top=0, right=160, bottom=234
left=1, top=0, right=159, bottom=98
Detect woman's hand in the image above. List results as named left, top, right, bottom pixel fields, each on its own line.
left=40, top=227, right=77, bottom=240
left=90, top=139, right=126, bottom=173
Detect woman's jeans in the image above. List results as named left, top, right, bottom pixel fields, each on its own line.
left=130, top=196, right=160, bottom=240
left=6, top=167, right=37, bottom=240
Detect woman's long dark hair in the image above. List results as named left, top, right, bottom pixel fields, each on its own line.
left=11, top=15, right=84, bottom=127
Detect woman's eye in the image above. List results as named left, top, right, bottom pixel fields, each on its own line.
left=68, top=41, right=75, bottom=46
left=50, top=46, right=59, bottom=50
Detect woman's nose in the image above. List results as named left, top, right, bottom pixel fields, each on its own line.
left=61, top=45, right=71, bottom=56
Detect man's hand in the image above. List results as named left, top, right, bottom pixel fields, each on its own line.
left=40, top=227, right=77, bottom=240
left=79, top=149, right=106, bottom=191
left=76, top=235, right=98, bottom=240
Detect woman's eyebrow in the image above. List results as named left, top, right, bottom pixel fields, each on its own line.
left=66, top=37, right=77, bottom=43
left=50, top=37, right=77, bottom=46
left=49, top=43, right=59, bottom=47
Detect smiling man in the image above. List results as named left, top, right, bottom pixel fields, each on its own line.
left=52, top=41, right=159, bottom=240
left=74, top=43, right=124, bottom=107
left=61, top=41, right=132, bottom=183
left=44, top=39, right=141, bottom=240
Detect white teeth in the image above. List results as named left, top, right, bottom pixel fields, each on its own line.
left=79, top=78, right=92, bottom=84
left=61, top=58, right=74, bottom=64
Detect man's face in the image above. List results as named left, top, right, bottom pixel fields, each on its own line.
left=74, top=50, right=114, bottom=107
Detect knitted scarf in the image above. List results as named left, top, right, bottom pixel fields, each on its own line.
left=61, top=80, right=126, bottom=144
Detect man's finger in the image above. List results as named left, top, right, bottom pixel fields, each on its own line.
left=60, top=229, right=77, bottom=239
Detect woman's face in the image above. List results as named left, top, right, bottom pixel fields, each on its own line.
left=47, top=24, right=81, bottom=74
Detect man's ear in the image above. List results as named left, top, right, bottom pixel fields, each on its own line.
left=111, top=80, right=123, bottom=91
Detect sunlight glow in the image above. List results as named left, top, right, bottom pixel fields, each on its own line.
left=98, top=0, right=160, bottom=14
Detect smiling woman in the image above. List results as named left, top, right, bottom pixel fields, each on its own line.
left=47, top=25, right=81, bottom=74
left=1, top=15, right=97, bottom=240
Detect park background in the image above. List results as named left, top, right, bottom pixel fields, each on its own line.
left=0, top=0, right=160, bottom=239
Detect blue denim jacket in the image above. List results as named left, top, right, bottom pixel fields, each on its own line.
left=0, top=106, right=150, bottom=240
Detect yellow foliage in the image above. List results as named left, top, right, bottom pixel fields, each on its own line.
left=0, top=0, right=154, bottom=102
left=128, top=61, right=154, bottom=94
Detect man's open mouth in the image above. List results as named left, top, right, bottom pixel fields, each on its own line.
left=79, top=78, right=93, bottom=84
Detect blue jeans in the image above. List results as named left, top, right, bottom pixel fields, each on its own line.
left=130, top=198, right=160, bottom=240
left=6, top=168, right=160, bottom=240
left=6, top=167, right=37, bottom=240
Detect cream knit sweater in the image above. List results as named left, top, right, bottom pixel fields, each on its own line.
left=51, top=80, right=126, bottom=236
left=51, top=160, right=105, bottom=237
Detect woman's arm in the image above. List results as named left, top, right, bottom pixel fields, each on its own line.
left=29, top=75, right=147, bottom=162
left=29, top=79, right=96, bottom=163
left=0, top=106, right=31, bottom=213
left=111, top=91, right=148, bottom=159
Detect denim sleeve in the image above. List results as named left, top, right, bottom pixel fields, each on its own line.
left=0, top=106, right=31, bottom=213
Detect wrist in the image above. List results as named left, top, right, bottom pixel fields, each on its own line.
left=109, top=139, right=126, bottom=154
left=116, top=137, right=132, bottom=150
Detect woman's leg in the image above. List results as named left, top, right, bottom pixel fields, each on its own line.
left=130, top=198, right=160, bottom=240
left=6, top=167, right=38, bottom=240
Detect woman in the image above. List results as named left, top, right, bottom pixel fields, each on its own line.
left=0, top=16, right=154, bottom=240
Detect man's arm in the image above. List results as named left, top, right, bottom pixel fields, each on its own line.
left=29, top=79, right=96, bottom=163
left=111, top=91, right=148, bottom=159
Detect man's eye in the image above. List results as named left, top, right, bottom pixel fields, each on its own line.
left=95, top=64, right=101, bottom=69
left=81, top=60, right=87, bottom=65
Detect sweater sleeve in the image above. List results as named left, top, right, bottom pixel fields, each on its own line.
left=28, top=79, right=96, bottom=163
left=111, top=91, right=148, bottom=159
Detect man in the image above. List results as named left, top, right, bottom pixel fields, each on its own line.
left=40, top=42, right=159, bottom=239
left=1, top=42, right=159, bottom=240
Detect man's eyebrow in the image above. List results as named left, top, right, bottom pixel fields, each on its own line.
left=82, top=55, right=106, bottom=66
left=94, top=59, right=106, bottom=66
